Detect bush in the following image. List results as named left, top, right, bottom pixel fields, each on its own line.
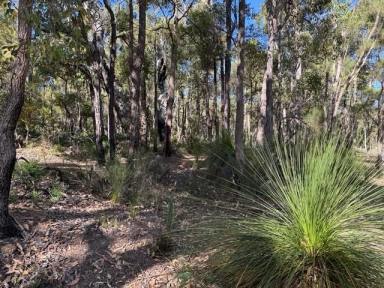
left=14, top=160, right=45, bottom=189
left=106, top=160, right=130, bottom=203
left=107, top=154, right=161, bottom=205
left=193, top=137, right=384, bottom=287
left=49, top=185, right=63, bottom=202
left=204, top=132, right=235, bottom=177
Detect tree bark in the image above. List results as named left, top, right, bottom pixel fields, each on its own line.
left=377, top=81, right=384, bottom=164
left=235, top=0, right=245, bottom=163
left=205, top=69, right=212, bottom=141
left=165, top=39, right=177, bottom=157
left=130, top=0, right=147, bottom=151
left=103, top=0, right=117, bottom=161
left=220, top=56, right=226, bottom=133
left=213, top=60, right=219, bottom=138
left=0, top=0, right=32, bottom=238
left=256, top=0, right=276, bottom=144
left=224, top=0, right=232, bottom=131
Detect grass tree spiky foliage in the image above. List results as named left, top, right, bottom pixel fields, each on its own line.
left=195, top=138, right=384, bottom=288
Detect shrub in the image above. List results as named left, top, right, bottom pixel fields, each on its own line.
left=14, top=160, right=45, bottom=189
left=107, top=154, right=158, bottom=205
left=193, top=137, right=384, bottom=288
left=204, top=132, right=235, bottom=177
left=49, top=185, right=63, bottom=202
left=106, top=160, right=130, bottom=203
left=14, top=160, right=44, bottom=179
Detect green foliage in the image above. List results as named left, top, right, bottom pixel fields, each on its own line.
left=204, top=132, right=235, bottom=176
left=49, top=185, right=63, bottom=203
left=106, top=154, right=160, bottom=205
left=31, top=190, right=41, bottom=203
left=106, top=160, right=129, bottom=203
left=14, top=161, right=45, bottom=190
left=193, top=137, right=384, bottom=287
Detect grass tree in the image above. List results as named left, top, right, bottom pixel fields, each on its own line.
left=193, top=137, right=384, bottom=287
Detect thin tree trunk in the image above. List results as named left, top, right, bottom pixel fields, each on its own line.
left=165, top=39, right=177, bottom=156
left=256, top=0, right=276, bottom=144
left=141, top=73, right=150, bottom=148
left=104, top=0, right=117, bottom=161
left=0, top=0, right=32, bottom=238
left=90, top=79, right=105, bottom=164
left=220, top=56, right=226, bottom=133
left=213, top=60, right=219, bottom=138
left=377, top=81, right=384, bottom=164
left=205, top=69, right=212, bottom=141
left=224, top=0, right=232, bottom=131
left=153, top=39, right=159, bottom=152
left=130, top=1, right=147, bottom=151
left=235, top=0, right=245, bottom=163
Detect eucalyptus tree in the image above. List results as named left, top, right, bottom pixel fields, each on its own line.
left=234, top=0, right=245, bottom=163
left=0, top=0, right=33, bottom=238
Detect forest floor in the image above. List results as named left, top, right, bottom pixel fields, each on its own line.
left=0, top=144, right=215, bottom=288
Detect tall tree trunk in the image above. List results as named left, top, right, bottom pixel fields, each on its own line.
left=256, top=0, right=276, bottom=144
left=104, top=0, right=117, bottom=161
left=0, top=0, right=32, bottom=238
left=224, top=0, right=232, bottom=131
left=220, top=56, right=226, bottom=133
left=377, top=81, right=384, bottom=164
left=235, top=0, right=245, bottom=163
left=153, top=39, right=159, bottom=152
left=90, top=79, right=105, bottom=164
left=165, top=39, right=177, bottom=156
left=130, top=0, right=147, bottom=151
left=127, top=0, right=134, bottom=149
left=91, top=23, right=106, bottom=164
left=213, top=60, right=219, bottom=138
left=141, top=73, right=150, bottom=148
left=205, top=69, right=212, bottom=141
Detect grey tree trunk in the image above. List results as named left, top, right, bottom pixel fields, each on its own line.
left=165, top=40, right=177, bottom=156
left=0, top=0, right=32, bottom=238
left=256, top=0, right=276, bottom=144
left=91, top=22, right=106, bottom=164
left=213, top=60, right=219, bottom=138
left=377, top=81, right=384, bottom=164
left=235, top=0, right=245, bottom=163
left=130, top=0, right=147, bottom=151
left=205, top=69, right=212, bottom=141
left=224, top=0, right=232, bottom=131
left=103, top=0, right=117, bottom=161
left=220, top=56, right=226, bottom=133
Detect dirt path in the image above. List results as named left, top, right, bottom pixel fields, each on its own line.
left=0, top=147, right=198, bottom=288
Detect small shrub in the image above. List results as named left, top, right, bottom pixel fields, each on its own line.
left=204, top=132, right=235, bottom=177
left=14, top=160, right=45, bottom=190
left=107, top=154, right=159, bottom=205
left=106, top=160, right=129, bottom=203
left=192, top=137, right=384, bottom=288
left=49, top=185, right=63, bottom=202
left=14, top=160, right=44, bottom=180
left=154, top=197, right=177, bottom=255
left=31, top=190, right=41, bottom=203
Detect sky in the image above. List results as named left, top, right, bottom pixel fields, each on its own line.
left=248, top=0, right=264, bottom=13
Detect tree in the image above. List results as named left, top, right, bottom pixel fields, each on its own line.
left=223, top=0, right=232, bottom=131
left=256, top=0, right=277, bottom=144
left=235, top=0, right=245, bottom=163
left=0, top=0, right=32, bottom=238
left=103, top=0, right=117, bottom=161
left=130, top=0, right=147, bottom=151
